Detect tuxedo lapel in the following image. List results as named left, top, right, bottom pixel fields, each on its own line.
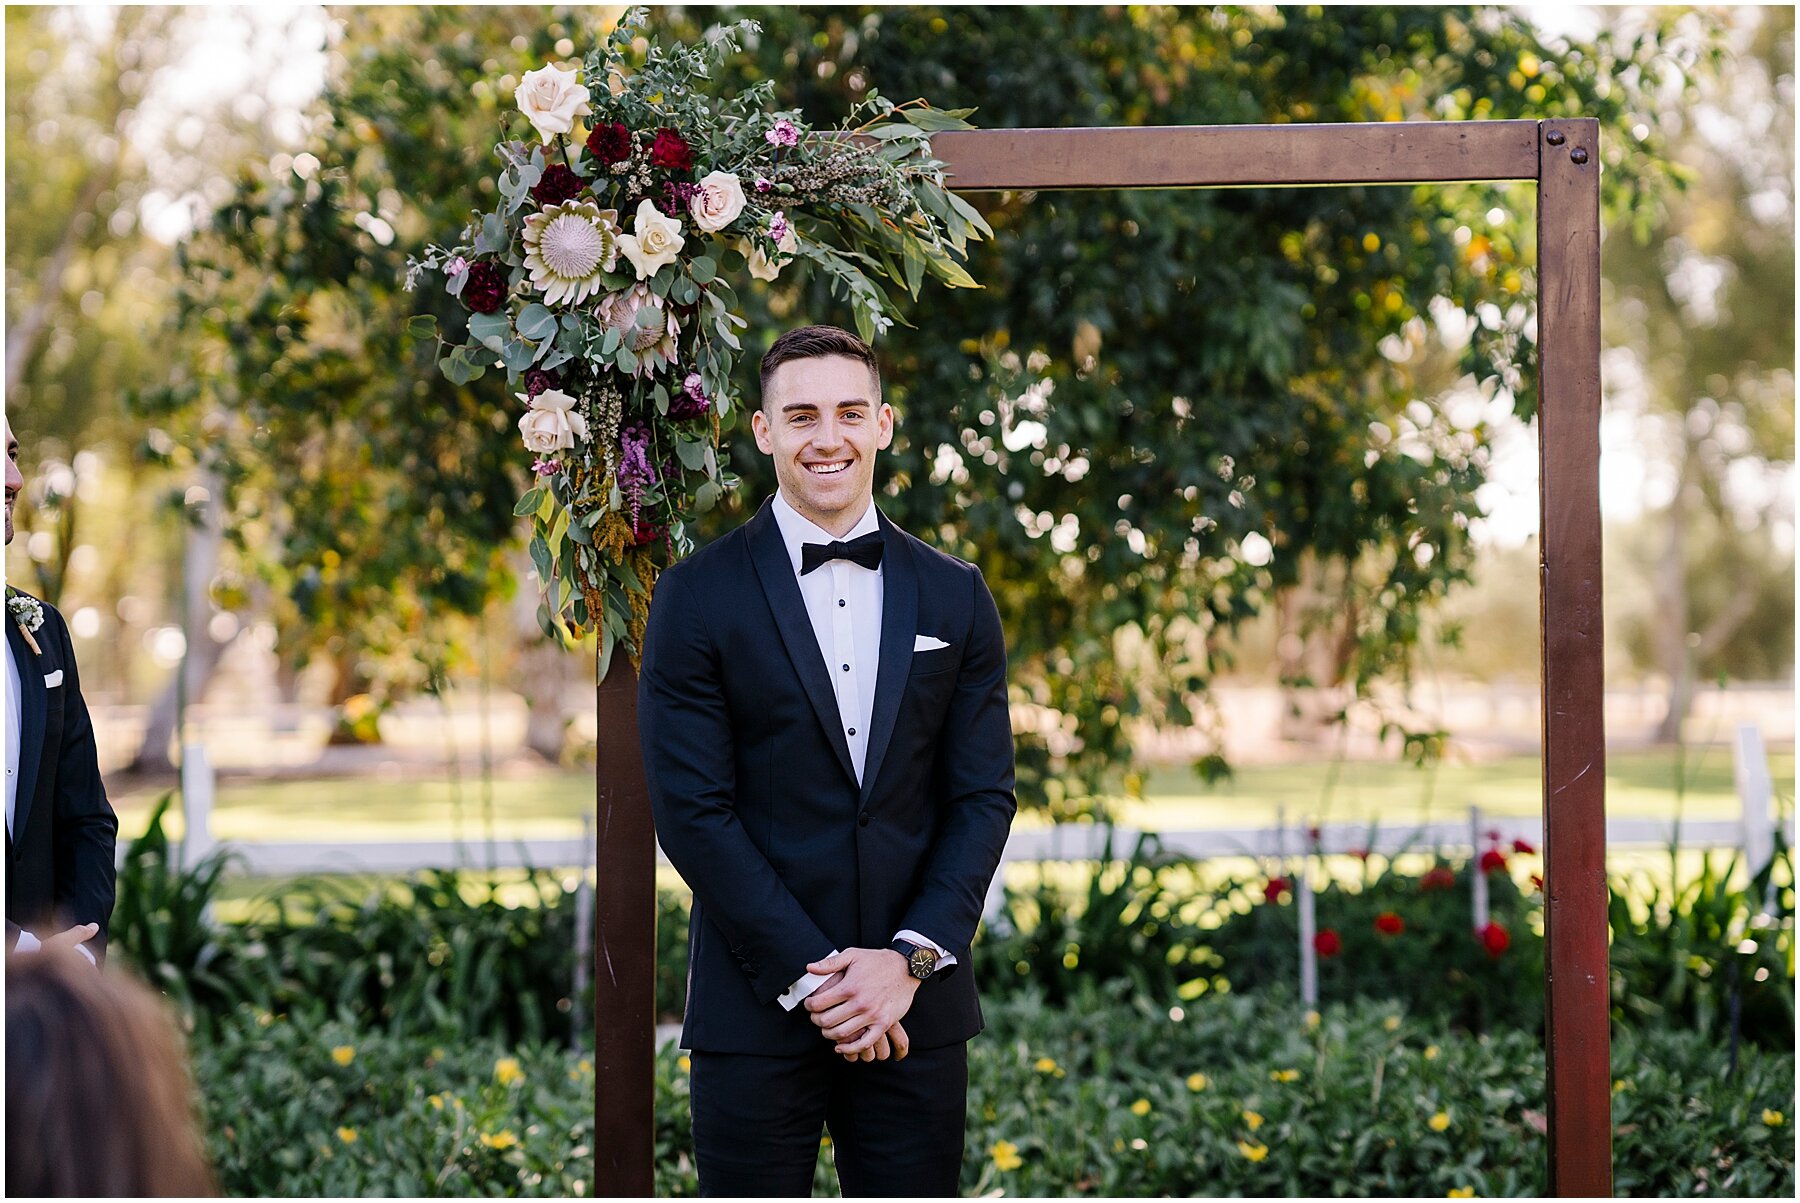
left=859, top=511, right=917, bottom=806
left=7, top=617, right=46, bottom=839
left=746, top=501, right=858, bottom=786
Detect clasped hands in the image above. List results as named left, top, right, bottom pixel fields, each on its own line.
left=802, top=948, right=921, bottom=1064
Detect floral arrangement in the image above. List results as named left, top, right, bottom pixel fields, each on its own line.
left=407, top=10, right=989, bottom=672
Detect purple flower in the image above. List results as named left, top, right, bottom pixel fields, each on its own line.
left=523, top=368, right=561, bottom=399
left=447, top=256, right=469, bottom=277
left=769, top=211, right=789, bottom=243
left=617, top=422, right=659, bottom=530
left=671, top=372, right=710, bottom=421
left=765, top=118, right=800, bottom=148
left=531, top=458, right=560, bottom=477
left=754, top=177, right=773, bottom=193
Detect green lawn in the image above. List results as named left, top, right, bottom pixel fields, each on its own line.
left=111, top=745, right=1793, bottom=845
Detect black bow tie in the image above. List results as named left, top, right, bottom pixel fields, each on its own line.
left=800, top=531, right=884, bottom=575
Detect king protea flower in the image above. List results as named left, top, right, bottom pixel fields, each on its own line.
left=523, top=199, right=619, bottom=306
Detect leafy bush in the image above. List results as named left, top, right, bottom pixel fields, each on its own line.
left=644, top=984, right=1795, bottom=1197
left=193, top=1007, right=592, bottom=1196
left=1608, top=837, right=1794, bottom=1051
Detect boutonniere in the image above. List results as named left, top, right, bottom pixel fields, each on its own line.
left=7, top=587, right=43, bottom=655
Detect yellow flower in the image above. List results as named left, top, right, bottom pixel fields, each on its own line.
left=1237, top=1140, right=1268, bottom=1162
left=330, top=1045, right=355, bottom=1067
left=1271, top=1069, right=1300, bottom=1083
left=480, top=1130, right=519, bottom=1151
left=1612, top=1079, right=1629, bottom=1094
left=256, top=1012, right=274, bottom=1028
left=1384, top=1016, right=1401, bottom=1032
left=337, top=1126, right=358, bottom=1144
left=1186, top=1073, right=1209, bottom=1092
left=1130, top=1098, right=1151, bottom=1117
left=1448, top=1188, right=1476, bottom=1198
left=494, top=1057, right=524, bottom=1087
left=578, top=1059, right=593, bottom=1076
left=678, top=1055, right=691, bottom=1074
left=1424, top=1044, right=1440, bottom=1061
left=1764, top=1109, right=1785, bottom=1127
left=1429, top=1111, right=1451, bottom=1132
left=1034, top=1057, right=1059, bottom=1074
left=990, top=1140, right=1023, bottom=1172
left=1304, top=1010, right=1321, bottom=1029
left=428, top=1093, right=446, bottom=1111
left=1243, top=1110, right=1264, bottom=1131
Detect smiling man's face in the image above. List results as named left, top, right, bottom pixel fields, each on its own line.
left=5, top=423, right=21, bottom=546
left=752, top=354, right=893, bottom=537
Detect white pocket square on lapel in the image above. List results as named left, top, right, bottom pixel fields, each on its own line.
left=913, top=635, right=950, bottom=652
left=43, top=670, right=63, bottom=688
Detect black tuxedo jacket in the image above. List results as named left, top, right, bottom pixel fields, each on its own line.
left=5, top=595, right=117, bottom=957
left=640, top=499, right=1017, bottom=1056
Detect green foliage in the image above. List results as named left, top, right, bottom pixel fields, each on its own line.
left=194, top=1009, right=593, bottom=1196
left=644, top=985, right=1795, bottom=1197
left=1607, top=835, right=1795, bottom=1050
left=109, top=792, right=244, bottom=1019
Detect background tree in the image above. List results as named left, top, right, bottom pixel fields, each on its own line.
left=154, top=5, right=1713, bottom=804
left=1598, top=7, right=1795, bottom=739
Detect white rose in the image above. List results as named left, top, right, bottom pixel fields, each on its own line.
left=616, top=199, right=687, bottom=281
left=742, top=224, right=799, bottom=282
left=514, top=63, right=592, bottom=143
left=516, top=388, right=590, bottom=454
left=689, top=171, right=748, bottom=233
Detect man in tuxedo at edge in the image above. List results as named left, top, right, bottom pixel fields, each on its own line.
left=4, top=422, right=117, bottom=964
left=639, top=324, right=1017, bottom=1196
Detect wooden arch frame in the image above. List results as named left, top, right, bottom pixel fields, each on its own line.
left=598, top=118, right=1608, bottom=1196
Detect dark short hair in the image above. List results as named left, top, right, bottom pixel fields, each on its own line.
left=759, top=324, right=881, bottom=407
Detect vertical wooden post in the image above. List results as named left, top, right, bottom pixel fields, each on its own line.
left=1535, top=116, right=1611, bottom=1197
left=596, top=655, right=654, bottom=1197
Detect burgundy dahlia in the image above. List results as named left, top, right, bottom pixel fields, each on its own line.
left=587, top=121, right=633, bottom=165
left=649, top=127, right=694, bottom=172
left=462, top=261, right=507, bottom=314
left=523, top=368, right=562, bottom=399
left=630, top=516, right=666, bottom=547
left=531, top=163, right=585, bottom=207
left=670, top=372, right=710, bottom=421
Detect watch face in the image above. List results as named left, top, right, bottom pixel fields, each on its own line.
left=907, top=947, right=936, bottom=979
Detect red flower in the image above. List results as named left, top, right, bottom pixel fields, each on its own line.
left=531, top=163, right=585, bottom=207
left=1374, top=911, right=1404, bottom=935
left=1479, top=848, right=1508, bottom=874
left=1313, top=929, right=1342, bottom=958
left=1420, top=866, right=1457, bottom=892
left=1530, top=873, right=1544, bottom=892
left=1511, top=838, right=1536, bottom=855
left=1478, top=921, right=1511, bottom=957
left=649, top=127, right=693, bottom=171
left=630, top=516, right=666, bottom=547
left=523, top=368, right=561, bottom=399
left=461, top=261, right=507, bottom=314
left=586, top=121, right=633, bottom=165
left=1263, top=877, right=1289, bottom=904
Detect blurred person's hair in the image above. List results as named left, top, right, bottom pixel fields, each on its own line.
left=6, top=949, right=216, bottom=1197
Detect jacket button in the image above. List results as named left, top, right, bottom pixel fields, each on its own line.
left=858, top=811, right=870, bottom=827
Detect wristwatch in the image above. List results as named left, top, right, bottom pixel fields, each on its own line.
left=889, top=939, right=938, bottom=981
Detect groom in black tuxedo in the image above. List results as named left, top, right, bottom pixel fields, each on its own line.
left=640, top=325, right=1016, bottom=1196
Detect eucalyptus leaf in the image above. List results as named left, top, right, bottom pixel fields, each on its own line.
left=517, top=303, right=557, bottom=341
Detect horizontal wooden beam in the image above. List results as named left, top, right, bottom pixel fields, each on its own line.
left=934, top=120, right=1541, bottom=191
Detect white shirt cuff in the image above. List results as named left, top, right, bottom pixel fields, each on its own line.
left=895, top=929, right=957, bottom=972
left=75, top=943, right=97, bottom=967
left=778, top=949, right=841, bottom=1011
left=13, top=930, right=41, bottom=954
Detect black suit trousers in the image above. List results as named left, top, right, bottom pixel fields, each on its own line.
left=690, top=1042, right=968, bottom=1198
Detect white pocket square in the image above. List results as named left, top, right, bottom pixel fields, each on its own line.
left=913, top=635, right=950, bottom=652
left=43, top=670, right=63, bottom=688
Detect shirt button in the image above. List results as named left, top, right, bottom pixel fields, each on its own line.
left=848, top=727, right=856, bottom=737
left=841, top=664, right=849, bottom=672
left=838, top=599, right=846, bottom=607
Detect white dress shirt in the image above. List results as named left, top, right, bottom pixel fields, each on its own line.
left=766, top=492, right=955, bottom=1011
